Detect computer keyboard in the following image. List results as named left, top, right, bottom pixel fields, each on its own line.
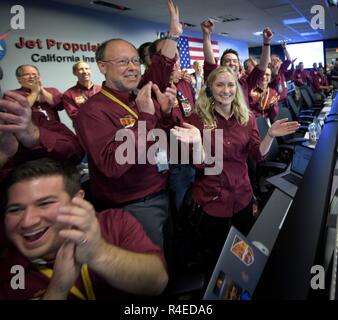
left=282, top=173, right=302, bottom=186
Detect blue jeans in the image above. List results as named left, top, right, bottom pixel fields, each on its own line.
left=169, top=164, right=195, bottom=212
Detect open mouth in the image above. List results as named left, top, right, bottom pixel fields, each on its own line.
left=125, top=74, right=138, bottom=80
left=23, top=227, right=49, bottom=243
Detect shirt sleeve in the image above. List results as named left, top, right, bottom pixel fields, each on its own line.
left=284, top=64, right=294, bottom=81
left=62, top=91, right=79, bottom=120
left=98, top=209, right=166, bottom=266
left=139, top=52, right=177, bottom=92
left=33, top=111, right=84, bottom=163
left=203, top=61, right=218, bottom=83
left=281, top=60, right=291, bottom=73
left=247, top=114, right=264, bottom=162
left=269, top=99, right=279, bottom=122
left=312, top=76, right=320, bottom=92
left=75, top=105, right=159, bottom=179
left=42, top=88, right=64, bottom=111
left=246, top=66, right=265, bottom=92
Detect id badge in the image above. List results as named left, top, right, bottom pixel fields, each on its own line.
left=181, top=100, right=192, bottom=117
left=277, top=83, right=283, bottom=94
left=155, top=148, right=169, bottom=173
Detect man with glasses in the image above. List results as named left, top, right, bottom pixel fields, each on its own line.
left=63, top=62, right=101, bottom=122
left=75, top=38, right=177, bottom=249
left=12, top=64, right=63, bottom=122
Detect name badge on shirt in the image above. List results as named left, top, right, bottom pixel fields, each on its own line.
left=120, top=115, right=136, bottom=128
left=177, top=91, right=192, bottom=117
left=154, top=148, right=169, bottom=173
left=75, top=95, right=86, bottom=105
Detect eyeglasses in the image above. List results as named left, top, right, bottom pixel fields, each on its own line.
left=20, top=73, right=38, bottom=78
left=102, top=57, right=141, bottom=67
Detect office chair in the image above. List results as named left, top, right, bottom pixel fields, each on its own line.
left=305, top=85, right=324, bottom=105
left=287, top=94, right=316, bottom=119
left=274, top=106, right=309, bottom=145
left=300, top=87, right=322, bottom=113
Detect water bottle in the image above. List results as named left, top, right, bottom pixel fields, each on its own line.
left=308, top=117, right=321, bottom=145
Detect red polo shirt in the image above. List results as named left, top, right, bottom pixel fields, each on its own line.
left=63, top=82, right=101, bottom=121
left=311, top=73, right=329, bottom=93
left=249, top=87, right=279, bottom=121
left=0, top=209, right=165, bottom=299
left=269, top=59, right=291, bottom=101
left=75, top=83, right=169, bottom=206
left=13, top=87, right=63, bottom=122
left=171, top=79, right=196, bottom=126
left=203, top=61, right=264, bottom=107
left=0, top=110, right=84, bottom=184
left=188, top=112, right=264, bottom=218
left=293, top=69, right=310, bottom=87
left=139, top=52, right=177, bottom=92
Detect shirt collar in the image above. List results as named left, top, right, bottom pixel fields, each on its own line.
left=101, top=81, right=136, bottom=103
left=76, top=81, right=94, bottom=91
left=19, top=86, right=31, bottom=93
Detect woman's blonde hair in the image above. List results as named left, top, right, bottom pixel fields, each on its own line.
left=196, top=66, right=249, bottom=127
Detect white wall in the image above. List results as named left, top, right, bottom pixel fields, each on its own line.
left=0, top=0, right=249, bottom=129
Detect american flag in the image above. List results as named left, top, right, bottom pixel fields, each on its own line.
left=159, top=33, right=220, bottom=69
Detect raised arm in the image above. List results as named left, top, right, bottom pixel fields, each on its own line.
left=260, top=118, right=300, bottom=155
left=281, top=41, right=291, bottom=61
left=160, top=0, right=183, bottom=59
left=258, top=27, right=273, bottom=71
left=201, top=19, right=216, bottom=64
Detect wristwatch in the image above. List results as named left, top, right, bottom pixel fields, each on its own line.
left=166, top=34, right=180, bottom=42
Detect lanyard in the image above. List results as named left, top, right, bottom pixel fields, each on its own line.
left=35, top=264, right=96, bottom=300
left=100, top=88, right=138, bottom=120
left=259, top=88, right=270, bottom=112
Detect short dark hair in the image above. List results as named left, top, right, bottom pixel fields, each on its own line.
left=220, top=49, right=240, bottom=66
left=148, top=39, right=164, bottom=60
left=15, top=64, right=39, bottom=77
left=148, top=38, right=180, bottom=61
left=95, top=38, right=137, bottom=62
left=138, top=42, right=152, bottom=63
left=243, top=59, right=251, bottom=71
left=4, top=158, right=81, bottom=202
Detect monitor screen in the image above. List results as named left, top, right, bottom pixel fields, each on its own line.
left=291, top=145, right=313, bottom=175
left=286, top=41, right=324, bottom=69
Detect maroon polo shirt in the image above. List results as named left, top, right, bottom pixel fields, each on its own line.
left=310, top=68, right=318, bottom=82
left=188, top=111, right=264, bottom=218
left=269, top=59, right=291, bottom=101
left=249, top=87, right=279, bottom=121
left=63, top=82, right=101, bottom=121
left=311, top=74, right=329, bottom=93
left=293, top=69, right=311, bottom=87
left=139, top=52, right=177, bottom=92
left=0, top=110, right=84, bottom=184
left=75, top=83, right=169, bottom=206
left=171, top=79, right=196, bottom=126
left=13, top=87, right=63, bottom=122
left=0, top=209, right=165, bottom=299
left=203, top=61, right=264, bottom=107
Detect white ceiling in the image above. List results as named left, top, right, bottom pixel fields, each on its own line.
left=53, top=0, right=338, bottom=46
